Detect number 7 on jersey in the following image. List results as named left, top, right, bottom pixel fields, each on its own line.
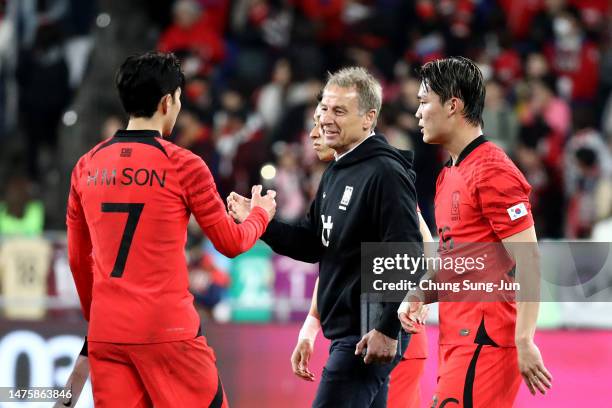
left=101, top=203, right=144, bottom=278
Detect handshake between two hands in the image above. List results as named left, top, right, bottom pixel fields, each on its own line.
left=226, top=185, right=277, bottom=223
left=398, top=301, right=428, bottom=334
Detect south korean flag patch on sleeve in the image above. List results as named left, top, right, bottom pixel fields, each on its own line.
left=507, top=203, right=528, bottom=221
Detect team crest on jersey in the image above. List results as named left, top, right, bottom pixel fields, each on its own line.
left=339, top=186, right=353, bottom=211
left=451, top=191, right=461, bottom=221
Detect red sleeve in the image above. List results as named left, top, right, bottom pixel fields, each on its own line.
left=66, top=163, right=94, bottom=321
left=477, top=159, right=534, bottom=239
left=173, top=149, right=269, bottom=258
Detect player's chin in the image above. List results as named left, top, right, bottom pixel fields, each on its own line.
left=421, top=130, right=436, bottom=144
left=317, top=152, right=334, bottom=162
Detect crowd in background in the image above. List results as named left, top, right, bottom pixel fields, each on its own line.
left=1, top=0, right=611, bottom=243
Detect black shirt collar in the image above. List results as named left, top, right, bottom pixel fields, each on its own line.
left=114, top=129, right=161, bottom=138
left=445, top=135, right=488, bottom=167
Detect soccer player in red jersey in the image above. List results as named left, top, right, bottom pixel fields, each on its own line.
left=404, top=56, right=553, bottom=407
left=65, top=52, right=276, bottom=408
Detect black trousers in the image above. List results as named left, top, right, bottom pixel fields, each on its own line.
left=312, top=334, right=407, bottom=408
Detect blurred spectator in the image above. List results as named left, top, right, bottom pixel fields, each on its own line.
left=213, top=89, right=265, bottom=196
left=515, top=140, right=565, bottom=238
left=603, top=92, right=612, bottom=144
left=0, top=173, right=44, bottom=236
left=295, top=0, right=344, bottom=44
left=482, top=78, right=519, bottom=152
left=544, top=7, right=599, bottom=102
left=158, top=0, right=226, bottom=76
left=390, top=76, right=440, bottom=228
left=62, top=0, right=96, bottom=89
left=523, top=75, right=571, bottom=137
left=268, top=76, right=322, bottom=144
left=196, top=0, right=230, bottom=35
left=100, top=114, right=124, bottom=140
left=591, top=167, right=612, bottom=239
left=528, top=0, right=569, bottom=49
left=0, top=0, right=18, bottom=138
left=231, top=0, right=292, bottom=49
left=187, top=234, right=231, bottom=320
left=256, top=58, right=292, bottom=131
left=15, top=0, right=69, bottom=48
left=518, top=76, right=569, bottom=169
left=564, top=108, right=612, bottom=238
left=565, top=146, right=611, bottom=238
left=492, top=33, right=522, bottom=87
left=272, top=143, right=306, bottom=221
left=16, top=22, right=70, bottom=180
left=175, top=109, right=219, bottom=179
left=525, top=52, right=551, bottom=81
left=184, top=75, right=215, bottom=123
left=1, top=0, right=609, bottom=240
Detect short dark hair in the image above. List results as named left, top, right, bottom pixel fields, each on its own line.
left=418, top=56, right=485, bottom=127
left=115, top=52, right=185, bottom=118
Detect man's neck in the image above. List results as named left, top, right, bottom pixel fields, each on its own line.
left=126, top=117, right=164, bottom=136
left=444, top=125, right=483, bottom=165
left=334, top=131, right=373, bottom=161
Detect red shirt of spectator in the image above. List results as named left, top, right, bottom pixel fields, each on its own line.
left=158, top=1, right=225, bottom=69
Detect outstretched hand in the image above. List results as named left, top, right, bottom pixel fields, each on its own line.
left=227, top=185, right=277, bottom=222
left=227, top=192, right=250, bottom=223
left=399, top=301, right=427, bottom=334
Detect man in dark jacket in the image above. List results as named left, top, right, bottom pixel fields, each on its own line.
left=231, top=67, right=423, bottom=407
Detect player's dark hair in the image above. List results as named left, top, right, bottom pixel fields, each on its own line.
left=418, top=56, right=485, bottom=127
left=115, top=52, right=185, bottom=118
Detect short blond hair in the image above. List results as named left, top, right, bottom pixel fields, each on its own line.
left=324, top=67, right=382, bottom=128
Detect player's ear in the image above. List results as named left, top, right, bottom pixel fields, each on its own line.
left=362, top=109, right=376, bottom=131
left=447, top=97, right=463, bottom=118
left=160, top=94, right=172, bottom=114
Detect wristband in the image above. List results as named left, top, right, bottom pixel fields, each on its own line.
left=79, top=337, right=88, bottom=357
left=298, top=315, right=321, bottom=345
left=397, top=301, right=410, bottom=316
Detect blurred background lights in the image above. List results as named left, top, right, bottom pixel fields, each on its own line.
left=260, top=164, right=276, bottom=180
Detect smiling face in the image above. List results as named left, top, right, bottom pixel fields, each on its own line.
left=310, top=106, right=335, bottom=162
left=415, top=81, right=453, bottom=145
left=319, top=85, right=375, bottom=155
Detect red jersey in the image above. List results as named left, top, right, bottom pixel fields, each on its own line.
left=434, top=137, right=533, bottom=347
left=66, top=129, right=269, bottom=343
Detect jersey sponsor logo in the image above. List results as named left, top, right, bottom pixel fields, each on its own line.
left=507, top=203, right=528, bottom=221
left=339, top=186, right=353, bottom=210
left=451, top=191, right=461, bottom=221
left=321, top=215, right=333, bottom=247
left=86, top=168, right=166, bottom=188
